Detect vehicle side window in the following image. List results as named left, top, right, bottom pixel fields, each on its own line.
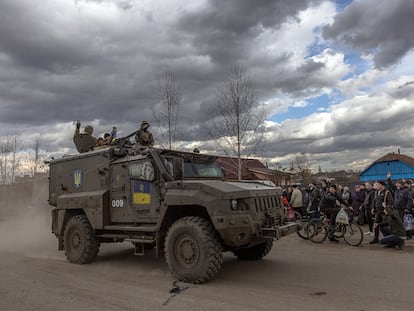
left=129, top=161, right=155, bottom=181
left=163, top=157, right=173, bottom=175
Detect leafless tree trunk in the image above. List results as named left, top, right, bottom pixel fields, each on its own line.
left=0, top=134, right=22, bottom=184
left=209, top=66, right=266, bottom=180
left=290, top=153, right=312, bottom=184
left=0, top=134, right=21, bottom=207
left=0, top=135, right=13, bottom=184
left=152, top=71, right=181, bottom=150
left=25, top=135, right=49, bottom=176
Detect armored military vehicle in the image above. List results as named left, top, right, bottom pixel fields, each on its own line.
left=48, top=137, right=297, bottom=283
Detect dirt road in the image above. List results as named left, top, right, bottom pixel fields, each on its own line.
left=0, top=209, right=413, bottom=311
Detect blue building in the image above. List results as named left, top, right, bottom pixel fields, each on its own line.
left=359, top=153, right=414, bottom=182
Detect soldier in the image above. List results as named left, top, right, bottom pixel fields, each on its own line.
left=103, top=127, right=117, bottom=145
left=74, top=121, right=95, bottom=139
left=135, top=121, right=154, bottom=147
left=93, top=137, right=105, bottom=150
left=73, top=121, right=97, bottom=153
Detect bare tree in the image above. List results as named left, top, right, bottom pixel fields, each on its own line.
left=25, top=135, right=49, bottom=176
left=10, top=135, right=20, bottom=184
left=0, top=134, right=21, bottom=184
left=0, top=134, right=22, bottom=207
left=209, top=66, right=266, bottom=180
left=0, top=136, right=12, bottom=184
left=290, top=153, right=312, bottom=184
left=152, top=71, right=181, bottom=150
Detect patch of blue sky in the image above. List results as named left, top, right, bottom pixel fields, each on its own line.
left=343, top=50, right=370, bottom=77
left=306, top=33, right=329, bottom=58
left=335, top=0, right=353, bottom=11
left=269, top=92, right=342, bottom=123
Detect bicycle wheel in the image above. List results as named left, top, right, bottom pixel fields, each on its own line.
left=333, top=224, right=344, bottom=239
left=296, top=214, right=309, bottom=240
left=307, top=220, right=328, bottom=243
left=342, top=223, right=363, bottom=246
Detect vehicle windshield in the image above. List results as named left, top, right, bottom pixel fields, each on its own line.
left=162, top=155, right=224, bottom=179
left=183, top=160, right=224, bottom=178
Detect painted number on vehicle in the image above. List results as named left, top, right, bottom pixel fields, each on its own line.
left=111, top=199, right=124, bottom=208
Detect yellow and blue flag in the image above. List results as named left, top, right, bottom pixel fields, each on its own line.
left=133, top=181, right=151, bottom=204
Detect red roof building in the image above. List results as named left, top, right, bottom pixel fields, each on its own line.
left=215, top=157, right=292, bottom=186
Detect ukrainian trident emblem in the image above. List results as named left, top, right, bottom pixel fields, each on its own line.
left=73, top=170, right=82, bottom=188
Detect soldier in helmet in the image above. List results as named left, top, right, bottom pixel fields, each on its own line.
left=74, top=121, right=95, bottom=138
left=73, top=121, right=97, bottom=153
left=135, top=121, right=154, bottom=147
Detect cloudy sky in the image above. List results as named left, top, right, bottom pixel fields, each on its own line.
left=0, top=0, right=413, bottom=172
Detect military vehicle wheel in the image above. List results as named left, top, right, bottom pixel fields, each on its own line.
left=63, top=215, right=99, bottom=264
left=165, top=216, right=223, bottom=284
left=233, top=240, right=273, bottom=260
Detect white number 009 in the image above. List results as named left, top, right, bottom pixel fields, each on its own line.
left=111, top=199, right=124, bottom=208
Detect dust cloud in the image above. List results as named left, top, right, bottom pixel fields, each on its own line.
left=0, top=194, right=57, bottom=259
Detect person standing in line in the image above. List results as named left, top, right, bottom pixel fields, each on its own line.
left=370, top=181, right=394, bottom=244
left=361, top=182, right=375, bottom=236
left=290, top=184, right=304, bottom=217
left=307, top=182, right=320, bottom=218
left=352, top=184, right=365, bottom=225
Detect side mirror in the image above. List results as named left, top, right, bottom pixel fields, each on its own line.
left=172, top=157, right=183, bottom=180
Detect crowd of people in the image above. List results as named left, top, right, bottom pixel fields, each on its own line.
left=282, top=175, right=414, bottom=250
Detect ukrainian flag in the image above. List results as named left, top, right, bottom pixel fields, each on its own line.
left=133, top=181, right=151, bottom=204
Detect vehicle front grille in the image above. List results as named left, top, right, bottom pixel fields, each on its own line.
left=254, top=196, right=283, bottom=226
left=254, top=196, right=278, bottom=212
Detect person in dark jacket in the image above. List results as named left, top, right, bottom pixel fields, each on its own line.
left=352, top=184, right=366, bottom=225
left=360, top=182, right=375, bottom=235
left=393, top=181, right=412, bottom=219
left=375, top=206, right=406, bottom=249
left=307, top=182, right=320, bottom=218
left=387, top=173, right=413, bottom=220
left=370, top=181, right=394, bottom=244
left=319, top=184, right=344, bottom=242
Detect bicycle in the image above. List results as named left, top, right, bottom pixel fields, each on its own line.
left=306, top=210, right=363, bottom=246
left=286, top=205, right=308, bottom=239
left=286, top=205, right=319, bottom=240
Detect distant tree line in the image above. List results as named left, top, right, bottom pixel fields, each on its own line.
left=0, top=134, right=49, bottom=184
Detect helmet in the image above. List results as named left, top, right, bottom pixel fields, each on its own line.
left=84, top=125, right=94, bottom=135
left=141, top=121, right=150, bottom=129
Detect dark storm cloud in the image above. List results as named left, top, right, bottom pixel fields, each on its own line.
left=0, top=0, right=326, bottom=135
left=273, top=59, right=329, bottom=96
left=0, top=1, right=98, bottom=71
left=177, top=0, right=320, bottom=64
left=322, top=0, right=414, bottom=68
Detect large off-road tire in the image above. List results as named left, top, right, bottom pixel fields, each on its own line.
left=233, top=240, right=273, bottom=260
left=63, top=215, right=99, bottom=264
left=165, top=216, right=223, bottom=284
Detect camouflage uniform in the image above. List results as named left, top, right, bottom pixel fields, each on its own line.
left=135, top=121, right=154, bottom=147
left=73, top=122, right=97, bottom=153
